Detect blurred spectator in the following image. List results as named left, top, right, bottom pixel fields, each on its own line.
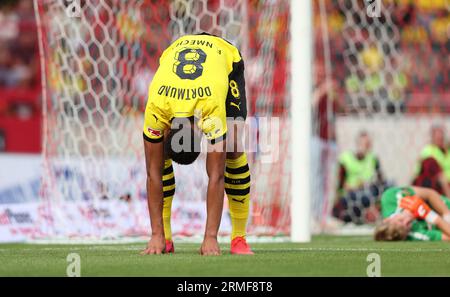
left=0, top=46, right=14, bottom=86
left=313, top=62, right=342, bottom=142
left=0, top=50, right=34, bottom=88
left=320, top=0, right=448, bottom=114
left=0, top=0, right=41, bottom=153
left=333, top=131, right=389, bottom=224
left=360, top=42, right=384, bottom=74
left=0, top=1, right=19, bottom=42
left=337, top=131, right=385, bottom=193
left=15, top=0, right=35, bottom=22
left=413, top=125, right=450, bottom=198
left=311, top=60, right=343, bottom=230
left=0, top=1, right=38, bottom=89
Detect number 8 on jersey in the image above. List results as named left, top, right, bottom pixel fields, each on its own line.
left=173, top=48, right=207, bottom=80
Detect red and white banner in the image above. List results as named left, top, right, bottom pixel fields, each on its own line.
left=0, top=203, right=44, bottom=242
left=0, top=200, right=231, bottom=243
left=0, top=154, right=231, bottom=243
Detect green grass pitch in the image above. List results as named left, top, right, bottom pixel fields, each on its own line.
left=1, top=235, right=449, bottom=276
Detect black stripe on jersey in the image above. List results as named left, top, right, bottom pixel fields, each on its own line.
left=143, top=132, right=163, bottom=143
left=163, top=188, right=175, bottom=198
left=225, top=164, right=250, bottom=175
left=225, top=187, right=250, bottom=196
left=224, top=175, right=251, bottom=185
left=163, top=178, right=175, bottom=187
left=163, top=164, right=174, bottom=175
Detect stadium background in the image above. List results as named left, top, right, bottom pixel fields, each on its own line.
left=0, top=0, right=448, bottom=242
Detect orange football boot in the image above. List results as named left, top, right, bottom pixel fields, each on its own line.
left=230, top=236, right=254, bottom=255
left=165, top=239, right=175, bottom=254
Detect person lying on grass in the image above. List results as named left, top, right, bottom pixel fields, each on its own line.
left=375, top=186, right=450, bottom=241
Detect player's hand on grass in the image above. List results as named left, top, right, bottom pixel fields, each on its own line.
left=200, top=236, right=221, bottom=256
left=141, top=234, right=166, bottom=255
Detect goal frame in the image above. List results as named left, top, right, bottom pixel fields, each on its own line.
left=290, top=0, right=312, bottom=242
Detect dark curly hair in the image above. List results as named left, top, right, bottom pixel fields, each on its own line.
left=165, top=117, right=202, bottom=165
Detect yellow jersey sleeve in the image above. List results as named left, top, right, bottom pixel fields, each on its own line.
left=143, top=84, right=172, bottom=142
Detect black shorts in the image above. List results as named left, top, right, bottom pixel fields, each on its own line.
left=225, top=59, right=247, bottom=121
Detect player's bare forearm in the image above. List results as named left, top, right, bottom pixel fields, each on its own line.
left=434, top=217, right=450, bottom=241
left=205, top=148, right=226, bottom=237
left=147, top=175, right=164, bottom=235
left=144, top=140, right=165, bottom=234
left=141, top=175, right=166, bottom=255
left=201, top=141, right=226, bottom=255
left=413, top=186, right=450, bottom=216
left=142, top=140, right=166, bottom=255
left=201, top=175, right=224, bottom=255
left=205, top=172, right=225, bottom=238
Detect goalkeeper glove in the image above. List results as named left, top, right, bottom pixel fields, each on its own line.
left=400, top=196, right=438, bottom=224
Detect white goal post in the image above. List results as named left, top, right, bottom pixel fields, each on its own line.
left=290, top=0, right=313, bottom=243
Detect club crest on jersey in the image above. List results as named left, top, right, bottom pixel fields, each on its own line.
left=147, top=127, right=161, bottom=137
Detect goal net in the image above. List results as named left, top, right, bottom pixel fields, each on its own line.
left=33, top=0, right=448, bottom=240
left=34, top=0, right=291, bottom=239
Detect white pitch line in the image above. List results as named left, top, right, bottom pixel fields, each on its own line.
left=19, top=236, right=292, bottom=245
left=0, top=246, right=449, bottom=253
left=250, top=247, right=450, bottom=253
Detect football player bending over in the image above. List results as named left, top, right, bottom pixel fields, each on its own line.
left=141, top=33, right=253, bottom=256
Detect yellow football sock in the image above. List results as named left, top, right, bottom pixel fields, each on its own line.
left=225, top=153, right=251, bottom=240
left=162, top=159, right=175, bottom=241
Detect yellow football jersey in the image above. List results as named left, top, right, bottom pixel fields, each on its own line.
left=143, top=33, right=244, bottom=143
